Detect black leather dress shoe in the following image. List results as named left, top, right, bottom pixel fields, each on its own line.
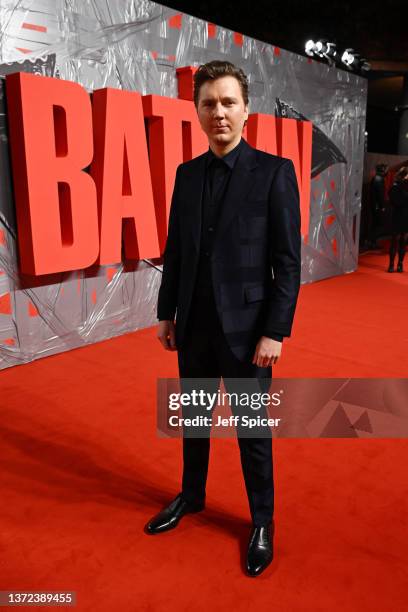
left=246, top=522, right=274, bottom=576
left=145, top=493, right=205, bottom=535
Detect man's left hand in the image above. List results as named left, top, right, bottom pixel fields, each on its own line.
left=252, top=336, right=282, bottom=367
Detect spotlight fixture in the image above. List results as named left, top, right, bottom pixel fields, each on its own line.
left=358, top=58, right=371, bottom=72
left=314, top=39, right=327, bottom=57
left=305, top=39, right=315, bottom=56
left=341, top=48, right=357, bottom=66
left=305, top=40, right=370, bottom=74
left=323, top=42, right=337, bottom=60
left=340, top=49, right=371, bottom=73
left=305, top=39, right=337, bottom=65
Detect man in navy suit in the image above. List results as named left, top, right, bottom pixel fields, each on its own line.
left=145, top=60, right=301, bottom=577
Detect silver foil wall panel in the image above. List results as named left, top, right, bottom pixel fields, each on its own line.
left=0, top=0, right=367, bottom=369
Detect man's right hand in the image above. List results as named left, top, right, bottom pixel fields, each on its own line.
left=157, top=320, right=177, bottom=351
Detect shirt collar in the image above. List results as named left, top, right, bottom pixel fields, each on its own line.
left=206, top=137, right=244, bottom=170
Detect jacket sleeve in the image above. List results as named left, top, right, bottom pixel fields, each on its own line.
left=157, top=165, right=182, bottom=321
left=263, top=159, right=301, bottom=338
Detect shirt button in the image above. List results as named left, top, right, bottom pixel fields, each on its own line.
left=208, top=226, right=214, bottom=232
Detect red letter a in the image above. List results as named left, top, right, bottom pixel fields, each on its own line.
left=91, top=88, right=159, bottom=265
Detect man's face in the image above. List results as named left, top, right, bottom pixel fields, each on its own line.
left=196, top=75, right=248, bottom=149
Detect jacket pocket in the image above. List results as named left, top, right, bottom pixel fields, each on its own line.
left=240, top=200, right=267, bottom=217
left=239, top=215, right=265, bottom=239
left=244, top=284, right=266, bottom=303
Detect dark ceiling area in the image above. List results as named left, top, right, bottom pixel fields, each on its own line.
left=162, top=0, right=408, bottom=154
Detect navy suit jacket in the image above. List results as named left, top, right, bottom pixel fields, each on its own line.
left=157, top=138, right=301, bottom=362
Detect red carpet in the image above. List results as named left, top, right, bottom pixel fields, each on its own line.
left=1, top=250, right=407, bottom=611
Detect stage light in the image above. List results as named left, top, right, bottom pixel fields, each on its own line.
left=315, top=40, right=324, bottom=56
left=341, top=48, right=357, bottom=66
left=359, top=59, right=371, bottom=72
left=340, top=49, right=370, bottom=74
left=305, top=39, right=337, bottom=62
left=305, top=39, right=369, bottom=73
left=305, top=40, right=315, bottom=56
left=323, top=42, right=337, bottom=60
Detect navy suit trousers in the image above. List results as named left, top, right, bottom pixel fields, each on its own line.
left=177, top=288, right=274, bottom=527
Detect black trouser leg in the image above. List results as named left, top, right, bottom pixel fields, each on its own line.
left=236, top=435, right=274, bottom=526
left=216, top=346, right=273, bottom=527
left=181, top=437, right=210, bottom=505
left=177, top=299, right=221, bottom=506
left=389, top=233, right=398, bottom=268
left=398, top=232, right=407, bottom=264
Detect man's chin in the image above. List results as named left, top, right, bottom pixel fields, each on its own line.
left=211, top=133, right=232, bottom=144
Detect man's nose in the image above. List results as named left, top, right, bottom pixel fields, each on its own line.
left=213, top=103, right=225, bottom=118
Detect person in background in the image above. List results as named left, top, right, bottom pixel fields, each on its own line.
left=388, top=166, right=408, bottom=272
left=369, top=163, right=388, bottom=249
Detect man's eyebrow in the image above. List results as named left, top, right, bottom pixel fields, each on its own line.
left=200, top=96, right=239, bottom=103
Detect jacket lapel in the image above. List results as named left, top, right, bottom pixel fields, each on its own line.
left=181, top=153, right=206, bottom=252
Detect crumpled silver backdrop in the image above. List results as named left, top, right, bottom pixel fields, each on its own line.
left=0, top=0, right=367, bottom=369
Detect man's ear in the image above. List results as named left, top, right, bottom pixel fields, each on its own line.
left=243, top=105, right=249, bottom=127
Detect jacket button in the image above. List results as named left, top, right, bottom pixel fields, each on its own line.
left=208, top=226, right=214, bottom=232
